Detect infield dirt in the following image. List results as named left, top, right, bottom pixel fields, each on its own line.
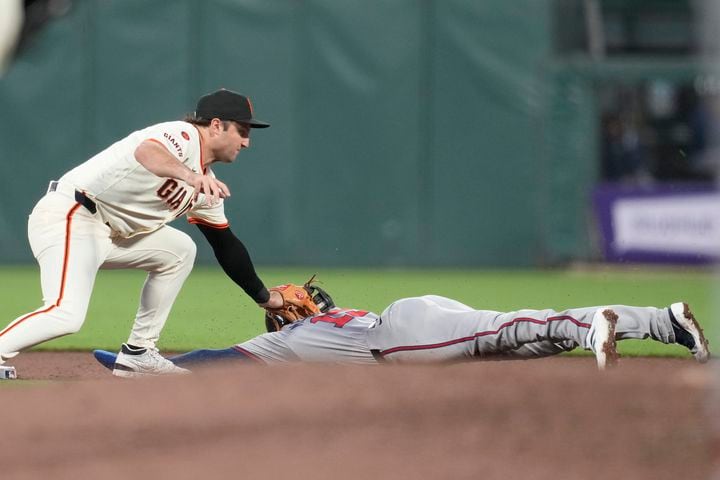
left=1, top=353, right=717, bottom=480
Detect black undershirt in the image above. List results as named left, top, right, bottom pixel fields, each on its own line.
left=196, top=224, right=270, bottom=304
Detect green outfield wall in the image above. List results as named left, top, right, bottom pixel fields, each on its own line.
left=0, top=0, right=697, bottom=266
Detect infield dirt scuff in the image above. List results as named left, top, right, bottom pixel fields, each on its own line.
left=0, top=353, right=713, bottom=480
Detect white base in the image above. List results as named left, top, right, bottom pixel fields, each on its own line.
left=0, top=365, right=17, bottom=380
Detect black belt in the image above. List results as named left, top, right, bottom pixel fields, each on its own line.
left=49, top=181, right=97, bottom=214
left=370, top=349, right=385, bottom=363
left=74, top=191, right=97, bottom=214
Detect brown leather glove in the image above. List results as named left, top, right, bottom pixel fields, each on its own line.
left=264, top=276, right=335, bottom=332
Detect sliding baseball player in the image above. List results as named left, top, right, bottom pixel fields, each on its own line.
left=94, top=283, right=710, bottom=373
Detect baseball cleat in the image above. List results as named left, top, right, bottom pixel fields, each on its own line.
left=112, top=344, right=189, bottom=378
left=93, top=350, right=117, bottom=371
left=669, top=302, right=710, bottom=363
left=592, top=308, right=619, bottom=371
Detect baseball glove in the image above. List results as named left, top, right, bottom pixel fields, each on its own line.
left=264, top=275, right=335, bottom=332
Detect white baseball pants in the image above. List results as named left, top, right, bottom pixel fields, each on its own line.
left=0, top=189, right=196, bottom=360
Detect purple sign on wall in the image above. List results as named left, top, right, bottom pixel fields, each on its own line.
left=592, top=183, right=720, bottom=264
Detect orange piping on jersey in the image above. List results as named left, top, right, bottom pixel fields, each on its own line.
left=187, top=217, right=229, bottom=229
left=191, top=125, right=206, bottom=174
left=0, top=203, right=82, bottom=338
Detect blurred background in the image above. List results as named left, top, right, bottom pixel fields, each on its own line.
left=1, top=0, right=719, bottom=268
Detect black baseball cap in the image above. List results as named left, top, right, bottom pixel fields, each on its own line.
left=195, top=89, right=270, bottom=128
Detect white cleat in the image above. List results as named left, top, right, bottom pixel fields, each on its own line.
left=669, top=302, right=710, bottom=364
left=112, top=344, right=189, bottom=378
left=592, top=308, right=619, bottom=371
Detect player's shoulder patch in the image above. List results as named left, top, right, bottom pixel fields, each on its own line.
left=162, top=131, right=185, bottom=158
left=159, top=122, right=196, bottom=159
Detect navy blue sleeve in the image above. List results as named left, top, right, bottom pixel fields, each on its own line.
left=169, top=348, right=254, bottom=367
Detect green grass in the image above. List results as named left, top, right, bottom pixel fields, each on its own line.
left=0, top=265, right=716, bottom=357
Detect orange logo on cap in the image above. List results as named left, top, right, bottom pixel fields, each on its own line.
left=181, top=131, right=190, bottom=140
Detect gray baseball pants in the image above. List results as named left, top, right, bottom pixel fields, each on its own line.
left=368, top=295, right=676, bottom=362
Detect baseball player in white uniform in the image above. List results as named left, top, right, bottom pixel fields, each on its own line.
left=1, top=89, right=285, bottom=377
left=94, top=292, right=711, bottom=372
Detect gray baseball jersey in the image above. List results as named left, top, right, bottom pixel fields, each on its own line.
left=234, top=296, right=676, bottom=364
left=236, top=308, right=380, bottom=364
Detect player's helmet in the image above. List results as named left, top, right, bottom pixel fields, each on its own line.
left=264, top=283, right=335, bottom=333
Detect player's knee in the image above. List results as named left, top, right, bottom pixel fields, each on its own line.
left=62, top=321, right=84, bottom=335
left=183, top=238, right=197, bottom=263
left=166, top=232, right=197, bottom=271
left=175, top=232, right=197, bottom=262
left=51, top=306, right=87, bottom=335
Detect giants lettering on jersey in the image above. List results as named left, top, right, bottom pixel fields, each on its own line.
left=156, top=179, right=192, bottom=212
left=163, top=132, right=184, bottom=158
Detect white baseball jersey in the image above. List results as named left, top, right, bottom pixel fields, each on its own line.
left=59, top=121, right=228, bottom=237
left=235, top=308, right=380, bottom=364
